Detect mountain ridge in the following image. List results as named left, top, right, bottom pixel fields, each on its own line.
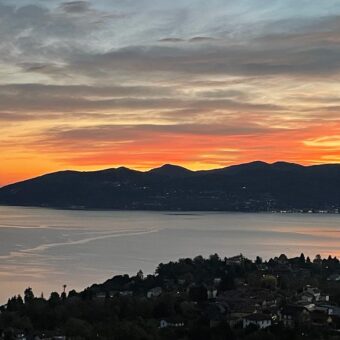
left=0, top=161, right=339, bottom=212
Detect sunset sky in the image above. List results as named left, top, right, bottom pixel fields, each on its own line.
left=1, top=0, right=340, bottom=185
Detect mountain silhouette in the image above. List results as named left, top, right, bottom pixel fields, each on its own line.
left=0, top=161, right=339, bottom=211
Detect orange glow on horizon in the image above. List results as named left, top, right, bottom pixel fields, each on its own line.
left=1, top=121, right=339, bottom=186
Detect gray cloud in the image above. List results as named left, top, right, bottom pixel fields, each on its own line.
left=0, top=83, right=175, bottom=98
left=2, top=2, right=340, bottom=84
left=159, top=38, right=185, bottom=43
left=159, top=36, right=216, bottom=43
left=0, top=83, right=283, bottom=117
left=189, top=36, right=217, bottom=42
left=81, top=36, right=340, bottom=78
left=34, top=20, right=338, bottom=88
left=60, top=1, right=91, bottom=14
left=0, top=112, right=38, bottom=122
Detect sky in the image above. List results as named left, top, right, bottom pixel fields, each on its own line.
left=1, top=0, right=340, bottom=185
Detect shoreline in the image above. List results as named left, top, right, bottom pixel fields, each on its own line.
left=0, top=204, right=339, bottom=215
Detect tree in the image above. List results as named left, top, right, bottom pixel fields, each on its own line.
left=299, top=253, right=306, bottom=264
left=278, top=254, right=288, bottom=264
left=64, top=318, right=93, bottom=338
left=313, top=254, right=322, bottom=265
left=17, top=295, right=24, bottom=306
left=49, top=292, right=60, bottom=306
left=24, top=287, right=34, bottom=304
left=136, top=270, right=144, bottom=280
left=209, top=253, right=220, bottom=262
left=194, top=255, right=204, bottom=264
left=261, top=275, right=277, bottom=290
left=7, top=296, right=24, bottom=311
left=153, top=298, right=175, bottom=318
left=189, top=285, right=208, bottom=302
left=219, top=275, right=235, bottom=291
left=68, top=289, right=78, bottom=298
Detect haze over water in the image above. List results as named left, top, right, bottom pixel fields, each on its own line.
left=0, top=206, right=340, bottom=303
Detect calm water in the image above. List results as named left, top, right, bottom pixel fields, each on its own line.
left=0, top=206, right=340, bottom=303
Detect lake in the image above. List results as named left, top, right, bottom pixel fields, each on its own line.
left=0, top=206, right=340, bottom=303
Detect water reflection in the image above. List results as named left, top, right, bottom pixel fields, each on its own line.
left=0, top=206, right=339, bottom=303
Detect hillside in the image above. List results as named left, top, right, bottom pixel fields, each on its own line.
left=0, top=162, right=339, bottom=211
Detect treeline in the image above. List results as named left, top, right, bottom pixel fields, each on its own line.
left=1, top=253, right=340, bottom=339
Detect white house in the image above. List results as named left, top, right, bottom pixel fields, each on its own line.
left=242, top=313, right=272, bottom=329
left=160, top=319, right=185, bottom=329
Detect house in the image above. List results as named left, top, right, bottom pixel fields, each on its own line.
left=297, top=286, right=330, bottom=303
left=242, top=313, right=272, bottom=329
left=147, top=287, right=162, bottom=298
left=225, top=254, right=244, bottom=265
left=160, top=318, right=185, bottom=329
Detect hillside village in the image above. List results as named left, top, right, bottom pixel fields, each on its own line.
left=2, top=253, right=340, bottom=339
